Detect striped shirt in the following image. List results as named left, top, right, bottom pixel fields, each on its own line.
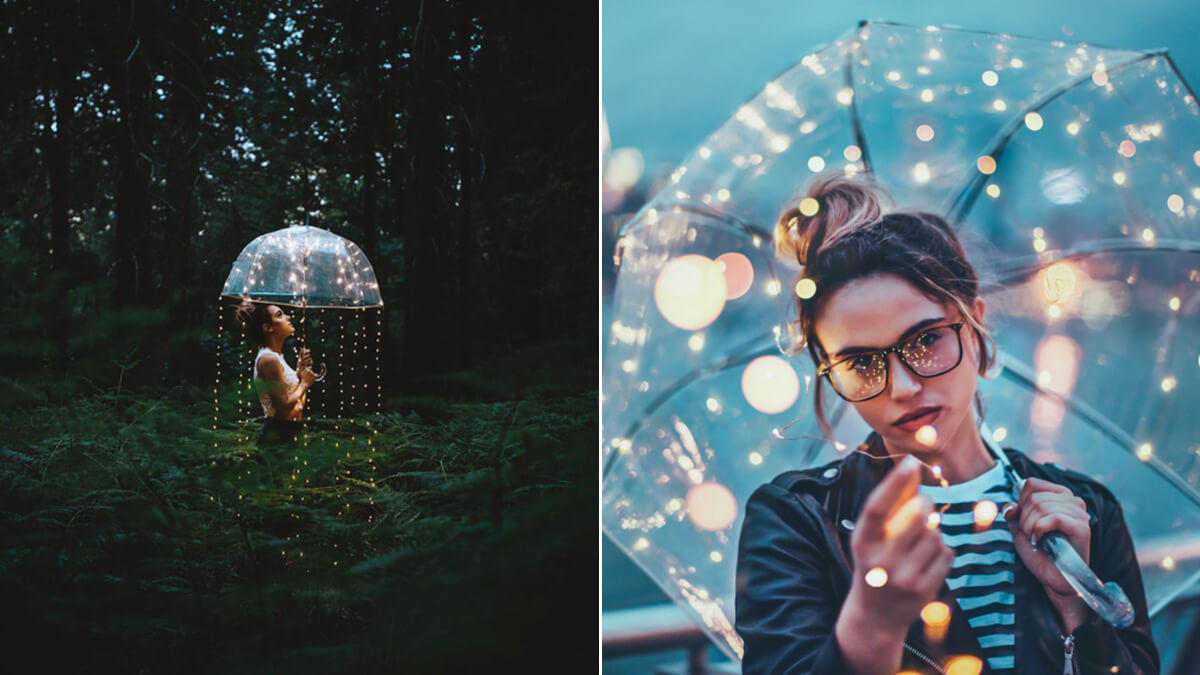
left=919, top=461, right=1018, bottom=674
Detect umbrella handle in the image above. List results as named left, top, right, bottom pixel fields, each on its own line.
left=313, top=363, right=327, bottom=383
left=1038, top=532, right=1136, bottom=628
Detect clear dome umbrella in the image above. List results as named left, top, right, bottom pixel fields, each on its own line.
left=215, top=224, right=385, bottom=443
left=602, top=20, right=1200, bottom=661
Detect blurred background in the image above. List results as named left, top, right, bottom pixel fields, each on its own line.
left=602, top=2, right=1200, bottom=673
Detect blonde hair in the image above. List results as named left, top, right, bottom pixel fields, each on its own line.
left=777, top=172, right=996, bottom=439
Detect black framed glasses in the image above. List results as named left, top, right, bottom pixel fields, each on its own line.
left=818, top=323, right=966, bottom=402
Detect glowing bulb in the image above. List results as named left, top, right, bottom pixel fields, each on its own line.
left=1142, top=228, right=1156, bottom=242
left=992, top=99, right=1007, bottom=112
left=1170, top=297, right=1182, bottom=311
left=916, top=425, right=939, bottom=446
left=927, top=48, right=942, bottom=60
left=926, top=512, right=942, bottom=529
left=1024, top=112, right=1044, bottom=131
left=688, top=334, right=705, bottom=352
left=1119, top=140, right=1136, bottom=157
left=992, top=427, right=1008, bottom=442
left=654, top=255, right=727, bottom=330
left=716, top=188, right=731, bottom=202
left=920, top=88, right=934, bottom=102
left=769, top=135, right=789, bottom=153
left=1010, top=57, right=1024, bottom=68
left=981, top=70, right=998, bottom=86
left=1162, top=376, right=1177, bottom=392
left=977, top=156, right=997, bottom=175
left=765, top=280, right=782, bottom=296
left=633, top=537, right=650, bottom=551
left=686, top=482, right=738, bottom=531
left=799, top=197, right=820, bottom=216
left=1168, top=194, right=1185, bottom=213
left=741, top=355, right=801, bottom=415
left=974, top=501, right=999, bottom=528
left=1033, top=238, right=1047, bottom=253
left=843, top=145, right=862, bottom=161
left=621, top=360, right=636, bottom=373
left=749, top=452, right=763, bottom=466
left=865, top=567, right=888, bottom=587
left=1137, top=443, right=1153, bottom=461
left=1092, top=70, right=1109, bottom=86
left=1037, top=370, right=1052, bottom=386
left=715, top=252, right=754, bottom=300
left=931, top=465, right=943, bottom=479
left=794, top=278, right=817, bottom=299
left=808, top=155, right=826, bottom=172
left=1163, top=556, right=1176, bottom=570
left=946, top=655, right=983, bottom=675
left=836, top=88, right=854, bottom=105
left=710, top=551, right=723, bottom=562
left=921, top=601, right=951, bottom=627
left=1112, top=171, right=1126, bottom=185
left=915, top=124, right=935, bottom=141
left=986, top=184, right=1000, bottom=198
left=913, top=162, right=931, bottom=184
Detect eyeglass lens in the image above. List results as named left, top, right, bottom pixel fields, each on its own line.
left=829, top=326, right=961, bottom=401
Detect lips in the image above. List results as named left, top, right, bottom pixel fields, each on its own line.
left=893, top=406, right=941, bottom=431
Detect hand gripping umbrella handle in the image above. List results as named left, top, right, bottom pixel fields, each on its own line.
left=1037, top=531, right=1135, bottom=628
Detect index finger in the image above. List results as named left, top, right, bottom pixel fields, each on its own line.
left=1019, top=477, right=1073, bottom=501
left=858, top=455, right=923, bottom=536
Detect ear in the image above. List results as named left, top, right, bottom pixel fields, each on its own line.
left=969, top=296, right=988, bottom=366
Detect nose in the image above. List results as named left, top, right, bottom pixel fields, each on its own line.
left=887, top=352, right=922, bottom=400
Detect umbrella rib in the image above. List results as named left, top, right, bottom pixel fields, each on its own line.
left=845, top=23, right=873, bottom=175
left=996, top=351, right=1200, bottom=511
left=985, top=238, right=1200, bottom=286
left=602, top=338, right=785, bottom=478
left=944, top=50, right=1163, bottom=225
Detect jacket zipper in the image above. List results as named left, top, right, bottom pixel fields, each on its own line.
left=904, top=642, right=946, bottom=674
left=1062, top=634, right=1076, bottom=675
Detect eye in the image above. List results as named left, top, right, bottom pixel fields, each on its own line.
left=913, top=330, right=941, bottom=348
left=848, top=354, right=878, bottom=373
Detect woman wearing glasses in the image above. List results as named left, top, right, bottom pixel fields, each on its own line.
left=734, top=174, right=1158, bottom=674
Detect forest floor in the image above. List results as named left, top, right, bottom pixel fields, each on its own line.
left=0, top=341, right=596, bottom=673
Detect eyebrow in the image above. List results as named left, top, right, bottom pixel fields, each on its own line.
left=832, top=317, right=946, bottom=358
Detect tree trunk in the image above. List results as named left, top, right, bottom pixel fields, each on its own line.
left=113, top=0, right=153, bottom=307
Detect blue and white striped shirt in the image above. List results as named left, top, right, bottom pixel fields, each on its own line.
left=919, top=461, right=1018, bottom=674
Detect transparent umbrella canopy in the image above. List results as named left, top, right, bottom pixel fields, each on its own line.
left=602, top=21, right=1200, bottom=661
left=220, top=224, right=382, bottom=309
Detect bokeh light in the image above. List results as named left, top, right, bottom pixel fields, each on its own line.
left=654, top=254, right=727, bottom=330
left=865, top=567, right=888, bottom=587
left=686, top=482, right=738, bottom=531
left=946, top=655, right=983, bottom=675
left=741, top=355, right=801, bottom=415
left=974, top=500, right=998, bottom=529
left=715, top=252, right=754, bottom=300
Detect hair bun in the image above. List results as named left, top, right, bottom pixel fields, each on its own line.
left=235, top=301, right=256, bottom=325
left=774, top=172, right=891, bottom=266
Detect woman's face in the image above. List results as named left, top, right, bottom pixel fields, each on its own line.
left=263, top=305, right=294, bottom=340
left=813, top=273, right=985, bottom=458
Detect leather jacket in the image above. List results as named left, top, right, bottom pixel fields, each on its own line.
left=734, top=437, right=1160, bottom=674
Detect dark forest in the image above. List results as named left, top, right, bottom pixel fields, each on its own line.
left=0, top=0, right=596, bottom=671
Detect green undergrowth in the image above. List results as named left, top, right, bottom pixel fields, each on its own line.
left=0, top=378, right=595, bottom=673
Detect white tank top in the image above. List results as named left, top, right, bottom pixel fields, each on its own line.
left=252, top=347, right=299, bottom=418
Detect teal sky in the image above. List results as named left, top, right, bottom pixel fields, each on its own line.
left=602, top=0, right=1200, bottom=171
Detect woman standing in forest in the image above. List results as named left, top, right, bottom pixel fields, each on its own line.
left=734, top=174, right=1158, bottom=674
left=236, top=301, right=317, bottom=445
